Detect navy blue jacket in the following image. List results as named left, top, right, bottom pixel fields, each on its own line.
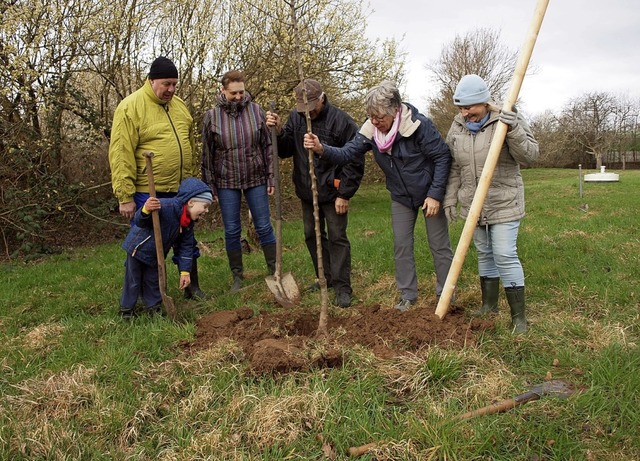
left=122, top=177, right=212, bottom=272
left=322, top=103, right=452, bottom=210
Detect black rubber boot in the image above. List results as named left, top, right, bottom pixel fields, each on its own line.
left=227, top=249, right=244, bottom=293
left=184, top=258, right=208, bottom=300
left=505, top=285, right=528, bottom=334
left=262, top=244, right=276, bottom=276
left=476, top=276, right=500, bottom=316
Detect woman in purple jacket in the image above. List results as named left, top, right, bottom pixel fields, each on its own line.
left=202, top=70, right=276, bottom=292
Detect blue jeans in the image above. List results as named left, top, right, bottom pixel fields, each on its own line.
left=218, top=185, right=276, bottom=251
left=473, top=221, right=525, bottom=287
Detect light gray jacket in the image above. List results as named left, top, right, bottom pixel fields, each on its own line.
left=443, top=108, right=539, bottom=225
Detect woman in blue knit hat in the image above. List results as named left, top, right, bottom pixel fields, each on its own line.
left=443, top=74, right=540, bottom=334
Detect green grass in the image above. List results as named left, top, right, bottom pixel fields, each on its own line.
left=1, top=168, right=639, bottom=460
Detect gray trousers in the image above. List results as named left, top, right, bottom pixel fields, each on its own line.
left=391, top=200, right=453, bottom=301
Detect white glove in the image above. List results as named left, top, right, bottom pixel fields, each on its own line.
left=444, top=206, right=457, bottom=224
left=499, top=109, right=518, bottom=128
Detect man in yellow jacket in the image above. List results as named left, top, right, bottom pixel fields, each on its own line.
left=109, top=56, right=206, bottom=300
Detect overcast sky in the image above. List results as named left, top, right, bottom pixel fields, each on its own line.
left=364, top=0, right=640, bottom=116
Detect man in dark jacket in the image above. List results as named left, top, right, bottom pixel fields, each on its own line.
left=266, top=79, right=364, bottom=307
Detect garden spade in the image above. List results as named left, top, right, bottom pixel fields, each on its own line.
left=143, top=151, right=177, bottom=320
left=456, top=379, right=575, bottom=420
left=265, top=102, right=301, bottom=308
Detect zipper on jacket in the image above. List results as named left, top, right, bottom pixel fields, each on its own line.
left=132, top=235, right=152, bottom=257
left=164, top=104, right=184, bottom=183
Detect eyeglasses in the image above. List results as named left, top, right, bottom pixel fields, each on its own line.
left=368, top=113, right=389, bottom=122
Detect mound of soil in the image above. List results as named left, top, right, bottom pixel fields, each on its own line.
left=186, top=303, right=494, bottom=374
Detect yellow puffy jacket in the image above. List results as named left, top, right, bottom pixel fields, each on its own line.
left=109, top=80, right=197, bottom=204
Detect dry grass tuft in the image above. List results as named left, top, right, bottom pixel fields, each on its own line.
left=118, top=392, right=164, bottom=448
left=4, top=365, right=103, bottom=458
left=368, top=439, right=435, bottom=461
left=227, top=386, right=330, bottom=448
left=182, top=339, right=246, bottom=372
left=7, top=415, right=84, bottom=459
left=8, top=364, right=98, bottom=420
left=20, top=323, right=65, bottom=352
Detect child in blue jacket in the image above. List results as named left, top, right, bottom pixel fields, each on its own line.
left=119, top=177, right=213, bottom=318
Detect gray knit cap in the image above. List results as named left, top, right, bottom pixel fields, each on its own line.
left=191, top=191, right=213, bottom=204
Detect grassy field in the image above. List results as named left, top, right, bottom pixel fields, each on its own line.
left=1, top=168, right=638, bottom=460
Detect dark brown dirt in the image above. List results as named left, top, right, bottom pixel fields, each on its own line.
left=186, top=303, right=495, bottom=374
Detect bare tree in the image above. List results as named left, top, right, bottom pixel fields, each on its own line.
left=559, top=92, right=619, bottom=169
left=0, top=0, right=406, bottom=257
left=425, top=28, right=518, bottom=135
left=529, top=111, right=572, bottom=167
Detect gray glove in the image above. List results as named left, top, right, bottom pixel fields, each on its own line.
left=444, top=206, right=457, bottom=224
left=499, top=109, right=518, bottom=128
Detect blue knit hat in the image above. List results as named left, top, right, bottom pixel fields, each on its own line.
left=191, top=191, right=213, bottom=204
left=453, top=74, right=491, bottom=106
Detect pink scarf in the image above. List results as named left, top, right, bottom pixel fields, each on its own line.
left=373, top=111, right=401, bottom=154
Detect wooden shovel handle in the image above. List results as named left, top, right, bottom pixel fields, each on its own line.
left=456, top=391, right=540, bottom=420
left=143, top=151, right=176, bottom=319
left=270, top=102, right=283, bottom=279
left=435, top=0, right=550, bottom=319
left=348, top=441, right=382, bottom=457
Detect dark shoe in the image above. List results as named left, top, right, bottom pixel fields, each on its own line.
left=184, top=285, right=207, bottom=300
left=335, top=292, right=352, bottom=308
left=119, top=307, right=136, bottom=320
left=146, top=304, right=162, bottom=315
left=306, top=280, right=332, bottom=292
left=476, top=276, right=500, bottom=316
left=262, top=244, right=276, bottom=276
left=394, top=299, right=415, bottom=312
left=184, top=258, right=208, bottom=300
left=505, top=285, right=528, bottom=334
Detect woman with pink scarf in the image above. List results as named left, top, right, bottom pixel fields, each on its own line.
left=304, top=80, right=453, bottom=311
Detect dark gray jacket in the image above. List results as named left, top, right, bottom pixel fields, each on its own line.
left=276, top=97, right=364, bottom=204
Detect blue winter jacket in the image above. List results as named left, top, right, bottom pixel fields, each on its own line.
left=321, top=103, right=452, bottom=210
left=122, top=177, right=212, bottom=272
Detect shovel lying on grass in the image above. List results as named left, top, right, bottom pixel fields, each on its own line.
left=143, top=151, right=177, bottom=320
left=265, top=102, right=300, bottom=308
left=456, top=379, right=576, bottom=421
